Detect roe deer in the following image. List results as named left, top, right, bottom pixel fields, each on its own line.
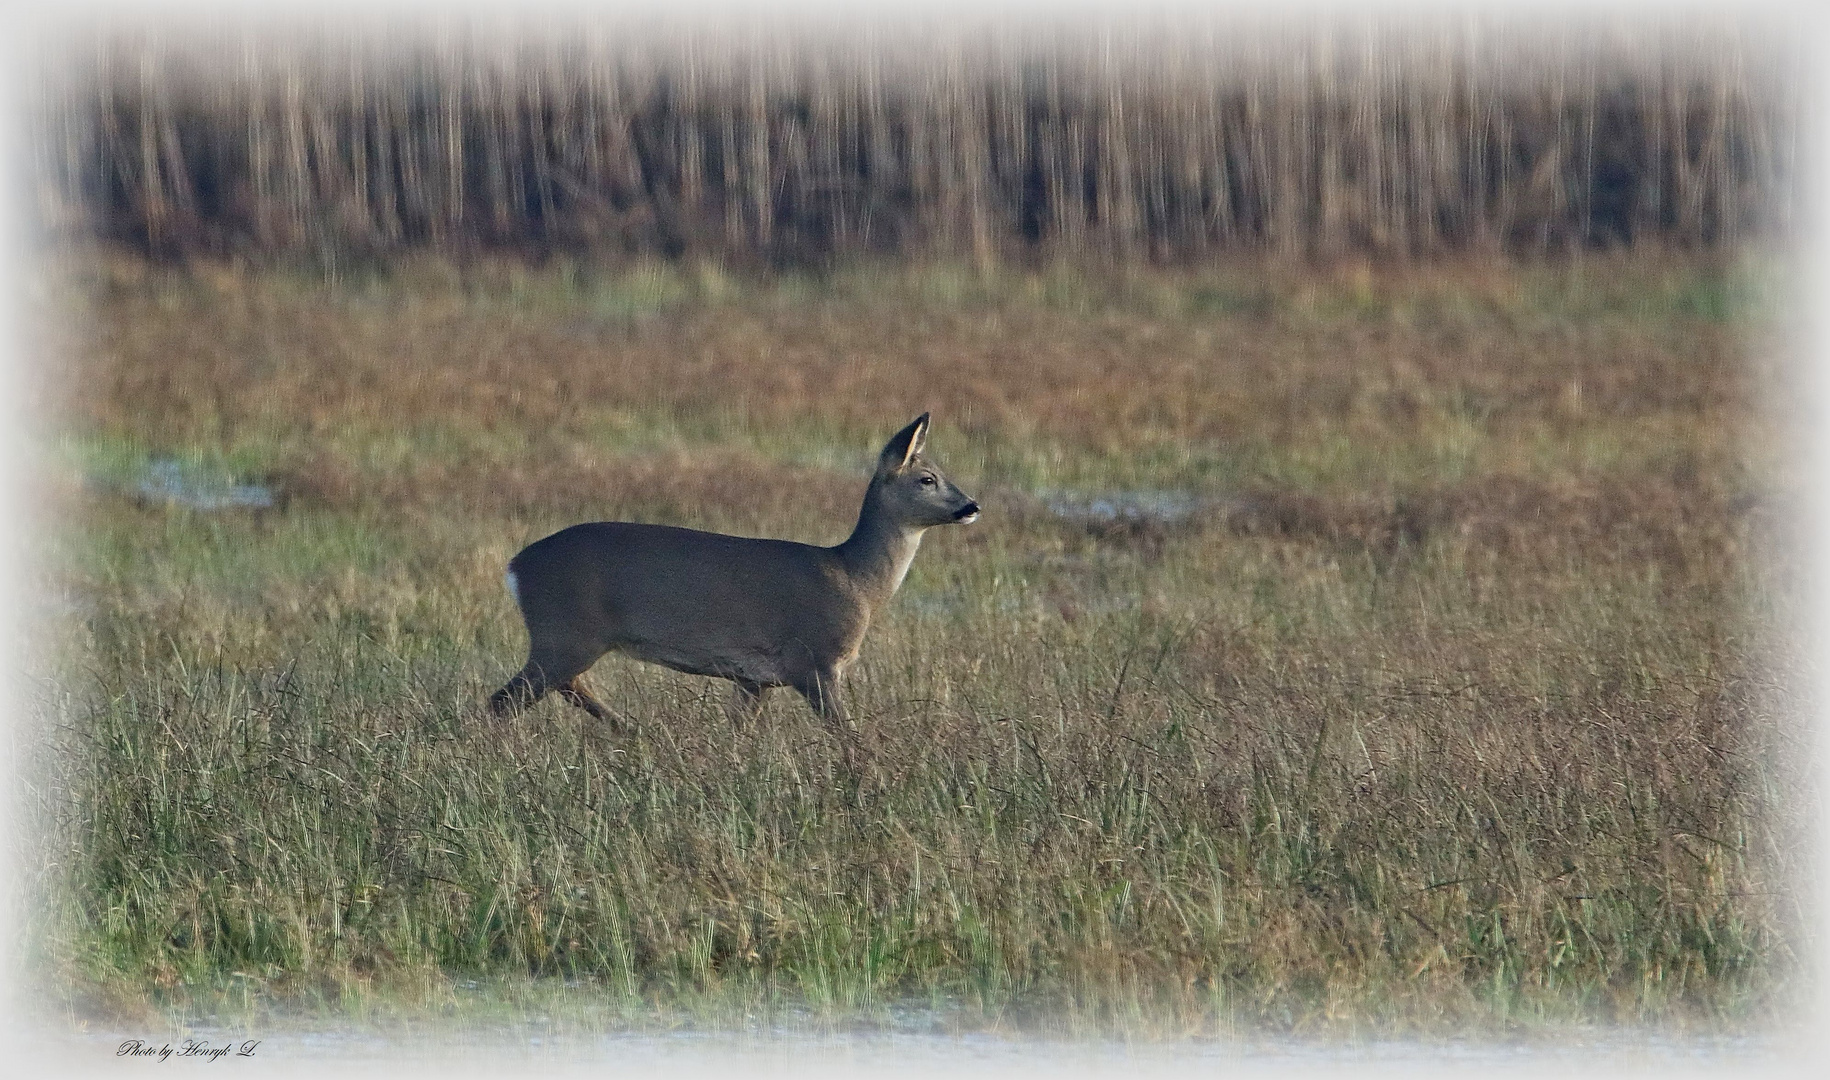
left=488, top=414, right=979, bottom=736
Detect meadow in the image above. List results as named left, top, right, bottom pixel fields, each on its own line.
left=18, top=247, right=1806, bottom=1039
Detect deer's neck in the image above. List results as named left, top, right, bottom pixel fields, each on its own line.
left=837, top=482, right=925, bottom=606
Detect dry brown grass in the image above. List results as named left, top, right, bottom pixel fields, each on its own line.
left=61, top=250, right=1758, bottom=449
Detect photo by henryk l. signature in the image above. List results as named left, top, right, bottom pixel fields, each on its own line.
left=116, top=1040, right=260, bottom=1062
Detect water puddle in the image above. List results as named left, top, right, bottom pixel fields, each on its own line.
left=1038, top=489, right=1211, bottom=527
left=129, top=458, right=275, bottom=510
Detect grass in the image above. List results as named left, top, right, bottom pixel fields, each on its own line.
left=19, top=248, right=1806, bottom=1040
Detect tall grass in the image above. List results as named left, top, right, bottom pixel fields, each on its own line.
left=21, top=253, right=1802, bottom=1034
left=28, top=15, right=1794, bottom=266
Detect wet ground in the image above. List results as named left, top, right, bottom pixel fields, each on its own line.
left=130, top=458, right=276, bottom=510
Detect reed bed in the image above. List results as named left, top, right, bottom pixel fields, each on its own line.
left=29, top=14, right=1794, bottom=266
left=20, top=251, right=1803, bottom=1035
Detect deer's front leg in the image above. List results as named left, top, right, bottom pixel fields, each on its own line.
left=727, top=679, right=768, bottom=728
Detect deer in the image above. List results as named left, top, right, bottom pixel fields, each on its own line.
left=487, top=414, right=979, bottom=741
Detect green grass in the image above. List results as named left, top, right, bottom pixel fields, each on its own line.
left=19, top=251, right=1803, bottom=1039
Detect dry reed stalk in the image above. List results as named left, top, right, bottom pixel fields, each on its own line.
left=27, top=15, right=1794, bottom=264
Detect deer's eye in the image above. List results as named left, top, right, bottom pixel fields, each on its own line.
left=919, top=475, right=937, bottom=486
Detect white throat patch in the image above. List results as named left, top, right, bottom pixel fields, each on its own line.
left=885, top=531, right=924, bottom=595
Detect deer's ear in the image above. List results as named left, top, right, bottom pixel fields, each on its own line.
left=876, top=413, right=930, bottom=476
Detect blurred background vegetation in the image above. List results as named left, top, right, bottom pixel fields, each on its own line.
left=28, top=14, right=1794, bottom=267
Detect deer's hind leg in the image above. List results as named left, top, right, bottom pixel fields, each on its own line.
left=558, top=675, right=617, bottom=726
left=487, top=664, right=545, bottom=717
left=488, top=641, right=607, bottom=720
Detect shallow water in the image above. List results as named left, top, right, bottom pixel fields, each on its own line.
left=1039, top=489, right=1211, bottom=527
left=132, top=458, right=275, bottom=510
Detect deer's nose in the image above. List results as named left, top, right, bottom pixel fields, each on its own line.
left=953, top=501, right=981, bottom=522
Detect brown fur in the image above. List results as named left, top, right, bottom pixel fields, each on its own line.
left=487, top=415, right=979, bottom=734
